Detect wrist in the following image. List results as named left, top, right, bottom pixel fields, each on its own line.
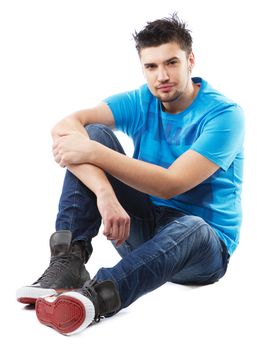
left=95, top=185, right=116, bottom=201
left=88, top=140, right=100, bottom=164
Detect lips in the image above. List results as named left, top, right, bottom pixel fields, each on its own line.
left=157, top=84, right=174, bottom=92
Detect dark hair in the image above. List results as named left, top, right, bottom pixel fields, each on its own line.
left=133, top=13, right=192, bottom=56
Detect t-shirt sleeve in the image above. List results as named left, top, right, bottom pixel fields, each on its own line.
left=103, top=89, right=141, bottom=137
left=191, top=105, right=244, bottom=171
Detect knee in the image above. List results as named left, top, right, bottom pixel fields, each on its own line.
left=86, top=124, right=111, bottom=142
left=184, top=216, right=216, bottom=250
left=179, top=215, right=207, bottom=229
left=86, top=124, right=124, bottom=153
left=160, top=215, right=212, bottom=244
left=181, top=215, right=212, bottom=237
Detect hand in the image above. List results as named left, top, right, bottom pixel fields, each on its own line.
left=51, top=116, right=87, bottom=143
left=52, top=132, right=95, bottom=167
left=96, top=190, right=130, bottom=247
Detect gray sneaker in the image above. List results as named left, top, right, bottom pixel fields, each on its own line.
left=16, top=230, right=91, bottom=304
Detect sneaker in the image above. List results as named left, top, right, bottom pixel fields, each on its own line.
left=35, top=279, right=121, bottom=335
left=16, top=230, right=91, bottom=304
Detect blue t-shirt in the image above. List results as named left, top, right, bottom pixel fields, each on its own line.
left=104, top=77, right=244, bottom=255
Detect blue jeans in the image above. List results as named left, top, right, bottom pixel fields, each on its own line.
left=56, top=124, right=229, bottom=311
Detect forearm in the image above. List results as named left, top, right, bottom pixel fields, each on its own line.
left=91, top=142, right=179, bottom=199
left=54, top=128, right=218, bottom=200
left=67, top=161, right=131, bottom=248
left=67, top=162, right=116, bottom=199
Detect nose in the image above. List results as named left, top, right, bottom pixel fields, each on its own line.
left=157, top=67, right=169, bottom=82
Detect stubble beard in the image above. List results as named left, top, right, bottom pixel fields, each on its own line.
left=156, top=89, right=184, bottom=104
left=157, top=73, right=191, bottom=104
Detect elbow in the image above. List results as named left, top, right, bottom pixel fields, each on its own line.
left=160, top=193, right=172, bottom=200
left=158, top=191, right=173, bottom=200
left=152, top=171, right=185, bottom=200
left=158, top=190, right=182, bottom=200
left=156, top=187, right=174, bottom=200
left=156, top=182, right=184, bottom=200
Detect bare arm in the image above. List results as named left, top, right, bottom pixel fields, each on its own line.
left=52, top=103, right=130, bottom=246
left=51, top=102, right=115, bottom=141
left=88, top=144, right=219, bottom=199
left=52, top=102, right=219, bottom=243
left=51, top=102, right=115, bottom=198
left=53, top=135, right=219, bottom=199
left=67, top=163, right=130, bottom=247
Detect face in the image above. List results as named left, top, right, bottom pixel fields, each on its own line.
left=140, top=42, right=195, bottom=105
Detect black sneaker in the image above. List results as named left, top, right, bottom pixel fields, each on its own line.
left=35, top=279, right=121, bottom=335
left=16, top=230, right=91, bottom=304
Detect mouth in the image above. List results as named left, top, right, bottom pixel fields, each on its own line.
left=157, top=84, right=175, bottom=92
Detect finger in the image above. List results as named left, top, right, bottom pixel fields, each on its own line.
left=53, top=147, right=62, bottom=162
left=104, top=223, right=116, bottom=241
left=59, top=159, right=67, bottom=168
left=115, top=230, right=128, bottom=247
left=111, top=221, right=120, bottom=241
left=117, top=216, right=129, bottom=241
left=54, top=154, right=61, bottom=164
left=52, top=148, right=59, bottom=158
left=124, top=216, right=131, bottom=240
left=103, top=219, right=112, bottom=237
left=115, top=234, right=127, bottom=247
left=115, top=240, right=123, bottom=247
left=53, top=151, right=65, bottom=167
left=59, top=154, right=70, bottom=167
left=52, top=139, right=61, bottom=150
left=117, top=218, right=126, bottom=243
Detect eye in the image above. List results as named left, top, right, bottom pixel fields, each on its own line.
left=145, top=64, right=156, bottom=70
left=167, top=60, right=177, bottom=66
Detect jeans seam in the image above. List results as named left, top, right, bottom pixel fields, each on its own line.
left=69, top=178, right=79, bottom=231
left=101, top=127, right=125, bottom=153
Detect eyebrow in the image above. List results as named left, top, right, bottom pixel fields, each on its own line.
left=143, top=56, right=180, bottom=67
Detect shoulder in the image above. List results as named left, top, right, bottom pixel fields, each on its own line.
left=195, top=77, right=244, bottom=123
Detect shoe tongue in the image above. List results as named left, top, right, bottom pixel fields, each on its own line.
left=50, top=230, right=72, bottom=257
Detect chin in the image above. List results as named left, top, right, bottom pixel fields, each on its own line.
left=161, top=91, right=184, bottom=103
left=157, top=94, right=177, bottom=103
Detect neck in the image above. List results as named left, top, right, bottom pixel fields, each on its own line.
left=162, top=79, right=199, bottom=114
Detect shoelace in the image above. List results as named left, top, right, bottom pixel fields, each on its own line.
left=36, top=256, right=73, bottom=285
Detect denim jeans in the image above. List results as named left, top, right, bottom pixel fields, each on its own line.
left=56, top=124, right=229, bottom=311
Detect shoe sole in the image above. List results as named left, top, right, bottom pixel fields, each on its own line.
left=16, top=286, right=58, bottom=304
left=17, top=277, right=91, bottom=305
left=35, top=292, right=95, bottom=335
left=16, top=287, right=77, bottom=304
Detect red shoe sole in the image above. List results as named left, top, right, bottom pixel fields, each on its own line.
left=36, top=295, right=85, bottom=335
left=17, top=288, right=73, bottom=305
left=18, top=297, right=37, bottom=304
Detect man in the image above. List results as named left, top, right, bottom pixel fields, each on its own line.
left=17, top=13, right=244, bottom=335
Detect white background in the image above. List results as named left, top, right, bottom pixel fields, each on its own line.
left=1, top=0, right=256, bottom=349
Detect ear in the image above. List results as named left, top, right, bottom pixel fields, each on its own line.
left=188, top=52, right=195, bottom=70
